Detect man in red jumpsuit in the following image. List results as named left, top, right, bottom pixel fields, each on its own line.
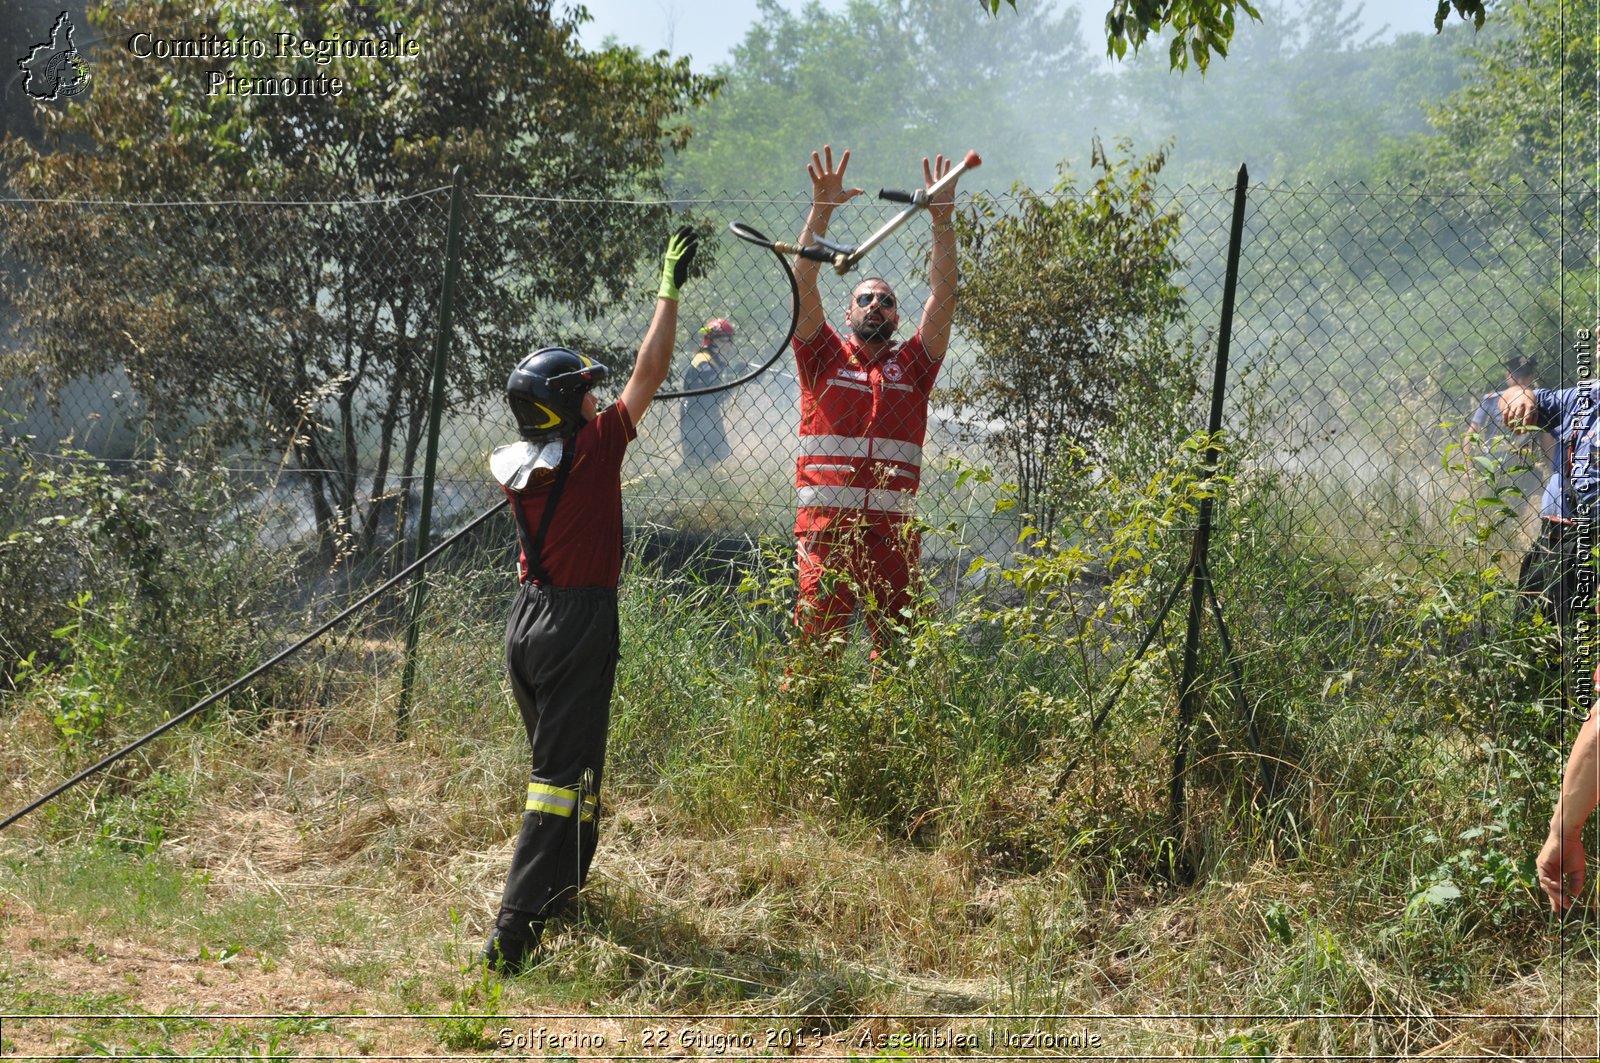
left=789, top=145, right=961, bottom=653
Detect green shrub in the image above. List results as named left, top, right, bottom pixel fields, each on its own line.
left=0, top=433, right=290, bottom=742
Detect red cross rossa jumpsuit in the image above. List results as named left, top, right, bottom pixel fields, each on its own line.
left=792, top=323, right=940, bottom=648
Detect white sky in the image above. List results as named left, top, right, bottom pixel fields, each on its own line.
left=575, top=0, right=1452, bottom=72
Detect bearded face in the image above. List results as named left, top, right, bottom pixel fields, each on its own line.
left=851, top=316, right=897, bottom=343
left=847, top=282, right=899, bottom=344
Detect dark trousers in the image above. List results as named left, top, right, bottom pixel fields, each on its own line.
left=495, top=583, right=620, bottom=939
left=681, top=400, right=729, bottom=466
left=1518, top=519, right=1588, bottom=629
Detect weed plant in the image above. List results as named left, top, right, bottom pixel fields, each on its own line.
left=0, top=433, right=311, bottom=739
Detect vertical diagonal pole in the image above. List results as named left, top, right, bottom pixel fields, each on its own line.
left=399, top=166, right=467, bottom=740
left=1167, top=163, right=1250, bottom=881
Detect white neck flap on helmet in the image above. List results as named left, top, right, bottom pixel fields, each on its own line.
left=490, top=439, right=565, bottom=490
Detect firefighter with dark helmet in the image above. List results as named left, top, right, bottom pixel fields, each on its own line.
left=481, top=227, right=697, bottom=973
left=680, top=317, right=737, bottom=469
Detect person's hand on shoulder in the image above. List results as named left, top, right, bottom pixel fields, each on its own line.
left=1499, top=385, right=1537, bottom=432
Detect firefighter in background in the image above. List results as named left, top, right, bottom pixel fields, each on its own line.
left=680, top=318, right=737, bottom=469
left=787, top=145, right=960, bottom=653
left=481, top=228, right=694, bottom=973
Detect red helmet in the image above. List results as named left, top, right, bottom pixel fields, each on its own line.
left=699, top=318, right=736, bottom=339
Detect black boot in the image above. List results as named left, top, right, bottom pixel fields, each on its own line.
left=482, top=923, right=541, bottom=974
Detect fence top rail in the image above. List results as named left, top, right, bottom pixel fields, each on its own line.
left=0, top=184, right=455, bottom=208
left=1, top=180, right=1587, bottom=211
left=1247, top=182, right=1580, bottom=201
left=476, top=182, right=1587, bottom=204
left=474, top=190, right=807, bottom=206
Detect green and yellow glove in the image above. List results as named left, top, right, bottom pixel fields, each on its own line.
left=658, top=226, right=699, bottom=302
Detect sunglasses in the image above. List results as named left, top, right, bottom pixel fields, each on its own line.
left=854, top=292, right=896, bottom=309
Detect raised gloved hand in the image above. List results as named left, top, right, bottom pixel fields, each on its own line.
left=657, top=226, right=699, bottom=302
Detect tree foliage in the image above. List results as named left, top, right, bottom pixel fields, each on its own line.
left=669, top=0, right=1094, bottom=195
left=1423, top=0, right=1596, bottom=193
left=975, top=0, right=1490, bottom=73
left=948, top=140, right=1184, bottom=529
left=1100, top=0, right=1264, bottom=72
left=1, top=0, right=716, bottom=558
left=1330, top=0, right=1599, bottom=335
left=1112, top=0, right=1478, bottom=184
left=670, top=0, right=1485, bottom=194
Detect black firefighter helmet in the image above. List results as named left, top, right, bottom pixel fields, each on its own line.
left=506, top=347, right=610, bottom=442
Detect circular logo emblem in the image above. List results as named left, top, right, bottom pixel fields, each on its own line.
left=882, top=360, right=904, bottom=383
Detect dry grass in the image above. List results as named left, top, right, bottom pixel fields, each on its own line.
left=4, top=692, right=1597, bottom=1060
left=3, top=553, right=1599, bottom=1060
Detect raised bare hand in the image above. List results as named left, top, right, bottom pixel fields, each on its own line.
left=925, top=154, right=956, bottom=226
left=808, top=145, right=862, bottom=210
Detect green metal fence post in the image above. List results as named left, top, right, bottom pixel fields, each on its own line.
left=1167, top=163, right=1250, bottom=881
left=398, top=166, right=467, bottom=740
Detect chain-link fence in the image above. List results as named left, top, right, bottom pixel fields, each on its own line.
left=1, top=177, right=1593, bottom=632
left=4, top=173, right=1598, bottom=944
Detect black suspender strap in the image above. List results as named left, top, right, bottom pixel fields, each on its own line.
left=509, top=442, right=575, bottom=586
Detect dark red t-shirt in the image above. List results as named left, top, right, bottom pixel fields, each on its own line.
left=503, top=399, right=636, bottom=588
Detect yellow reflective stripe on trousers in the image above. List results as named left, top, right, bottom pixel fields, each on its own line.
left=526, top=781, right=579, bottom=817
left=525, top=782, right=599, bottom=820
